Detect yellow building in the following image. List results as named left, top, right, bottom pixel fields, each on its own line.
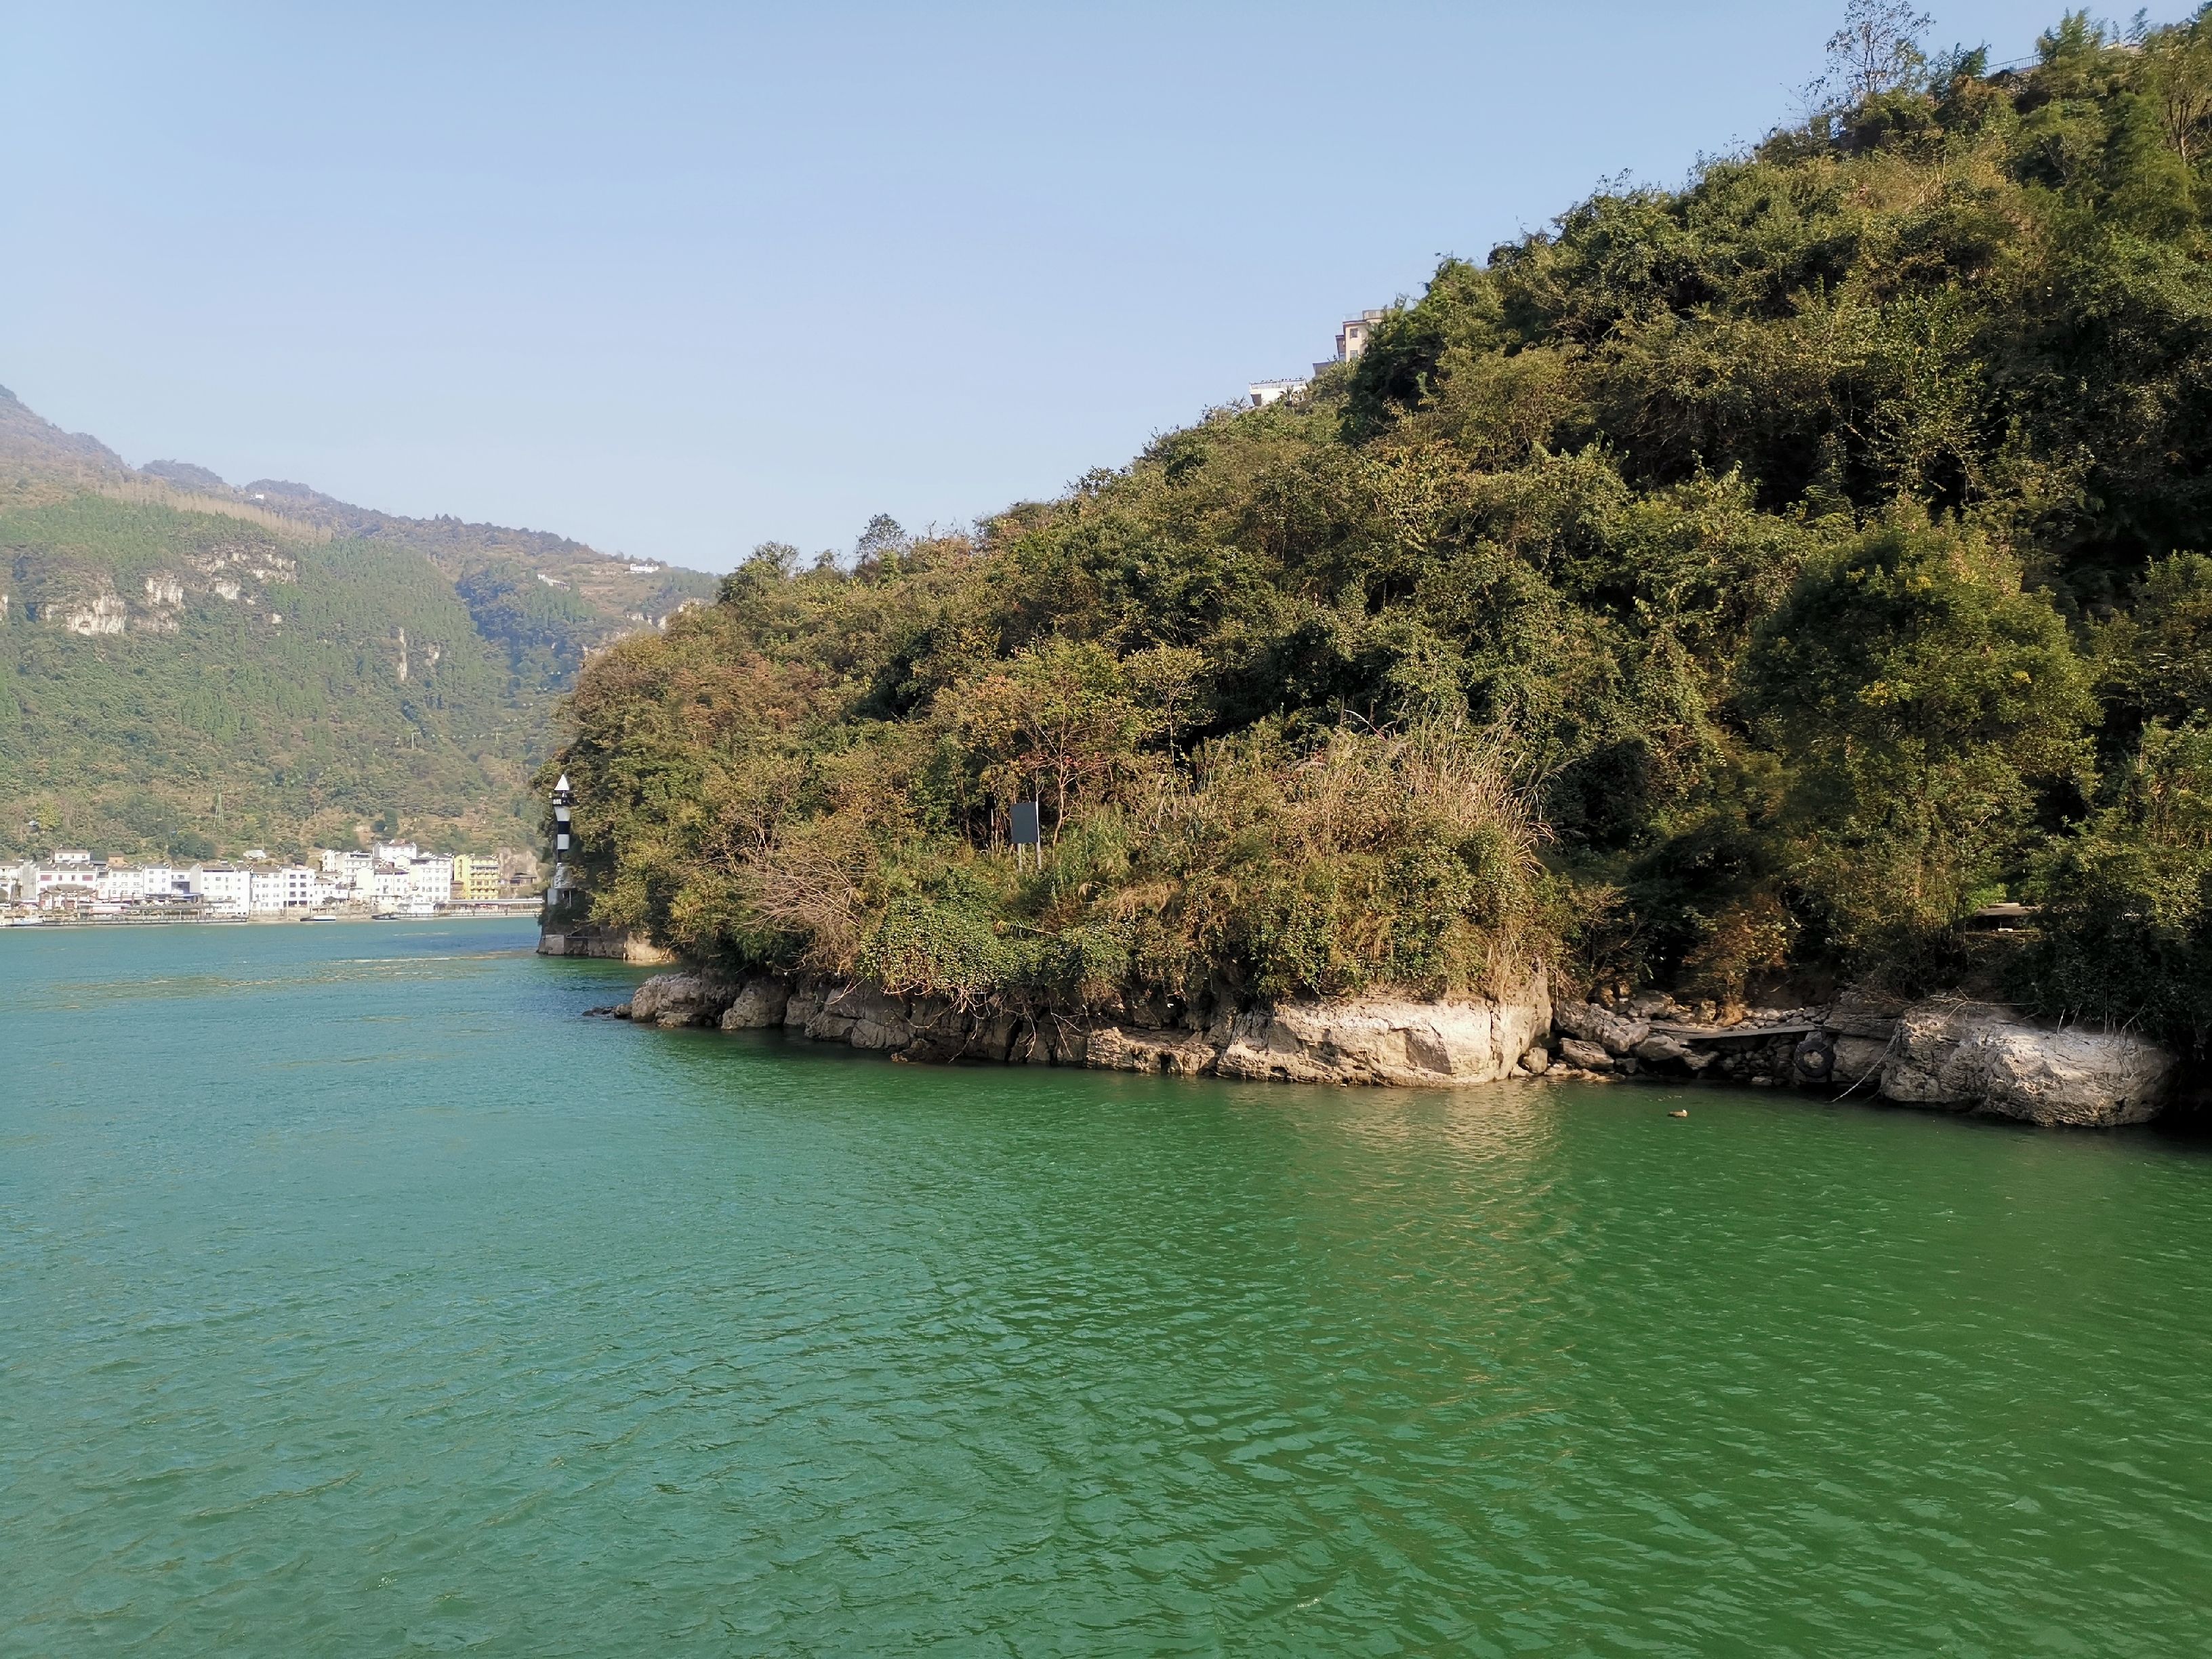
left=450, top=854, right=500, bottom=903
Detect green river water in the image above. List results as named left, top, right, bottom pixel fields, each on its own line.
left=3, top=921, right=2211, bottom=1655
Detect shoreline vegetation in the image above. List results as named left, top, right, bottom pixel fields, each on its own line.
left=551, top=9, right=2212, bottom=1122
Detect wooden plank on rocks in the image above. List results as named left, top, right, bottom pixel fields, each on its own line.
left=1645, top=1020, right=1822, bottom=1040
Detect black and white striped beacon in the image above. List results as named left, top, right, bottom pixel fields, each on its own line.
left=548, top=772, right=576, bottom=916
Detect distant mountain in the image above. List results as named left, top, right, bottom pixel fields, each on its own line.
left=0, top=385, right=135, bottom=494
left=0, top=385, right=718, bottom=860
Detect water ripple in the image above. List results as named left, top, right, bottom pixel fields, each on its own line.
left=4, top=924, right=2212, bottom=1654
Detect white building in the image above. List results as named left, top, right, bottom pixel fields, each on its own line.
left=1335, top=309, right=1383, bottom=362
left=249, top=866, right=316, bottom=914
left=316, top=849, right=373, bottom=902
left=96, top=865, right=146, bottom=903
left=407, top=856, right=453, bottom=907
left=1309, top=309, right=1387, bottom=377
left=1247, top=308, right=1386, bottom=411
left=192, top=866, right=251, bottom=917
left=36, top=866, right=100, bottom=909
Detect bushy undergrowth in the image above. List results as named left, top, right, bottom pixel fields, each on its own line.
left=558, top=10, right=2212, bottom=1045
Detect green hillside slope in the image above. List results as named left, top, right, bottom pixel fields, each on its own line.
left=0, top=390, right=716, bottom=859
left=554, top=12, right=2212, bottom=1054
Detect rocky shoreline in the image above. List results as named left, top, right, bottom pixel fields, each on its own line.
left=596, top=968, right=2174, bottom=1129
left=1544, top=990, right=2171, bottom=1128
left=607, top=969, right=1553, bottom=1088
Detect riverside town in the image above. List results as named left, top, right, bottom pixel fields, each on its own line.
left=0, top=842, right=539, bottom=924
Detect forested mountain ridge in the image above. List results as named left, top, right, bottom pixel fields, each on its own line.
left=556, top=9, right=2212, bottom=1058
left=0, top=386, right=715, bottom=859
left=1, top=386, right=716, bottom=681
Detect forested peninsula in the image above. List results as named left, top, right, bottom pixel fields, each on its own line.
left=556, top=12, right=2212, bottom=1083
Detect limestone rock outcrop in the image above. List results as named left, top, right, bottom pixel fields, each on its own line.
left=1555, top=1036, right=1613, bottom=1072
left=1879, top=1002, right=2171, bottom=1128
left=1209, top=979, right=1552, bottom=1088
left=1086, top=1025, right=1217, bottom=1077
left=805, top=984, right=912, bottom=1050
left=1535, top=983, right=2177, bottom=1125
left=618, top=968, right=1554, bottom=1090
left=718, top=978, right=790, bottom=1029
left=1553, top=1001, right=1652, bottom=1056
left=626, top=971, right=739, bottom=1028
left=1830, top=1036, right=1889, bottom=1086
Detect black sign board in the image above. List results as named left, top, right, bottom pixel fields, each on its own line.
left=1010, top=802, right=1042, bottom=846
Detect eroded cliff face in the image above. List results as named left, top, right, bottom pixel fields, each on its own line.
left=10, top=539, right=298, bottom=635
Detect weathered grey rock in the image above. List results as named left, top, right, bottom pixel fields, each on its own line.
left=898, top=1027, right=966, bottom=1064
left=1880, top=1002, right=2172, bottom=1127
left=998, top=1014, right=1086, bottom=1065
left=906, top=994, right=956, bottom=1033
left=628, top=972, right=739, bottom=1028
left=965, top=1011, right=1022, bottom=1063
left=1633, top=1033, right=1692, bottom=1065
left=1555, top=1036, right=1613, bottom=1071
left=1826, top=989, right=1906, bottom=1041
left=892, top=996, right=970, bottom=1063
left=1088, top=1026, right=1218, bottom=1076
left=1554, top=1001, right=1652, bottom=1056
left=1211, top=976, right=1552, bottom=1088
left=1831, top=1036, right=1889, bottom=1085
left=808, top=983, right=912, bottom=1050
left=718, top=977, right=791, bottom=1030
left=1040, top=1014, right=1090, bottom=1067
left=627, top=963, right=1569, bottom=1094
left=1118, top=992, right=1174, bottom=1029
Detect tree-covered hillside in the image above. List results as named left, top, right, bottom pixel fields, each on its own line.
left=555, top=9, right=2212, bottom=1055
left=0, top=389, right=716, bottom=859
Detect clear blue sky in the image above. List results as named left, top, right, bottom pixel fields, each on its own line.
left=0, top=2, right=2171, bottom=573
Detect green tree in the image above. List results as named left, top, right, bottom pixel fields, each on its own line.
left=1740, top=517, right=2093, bottom=970
left=2019, top=721, right=2212, bottom=1050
